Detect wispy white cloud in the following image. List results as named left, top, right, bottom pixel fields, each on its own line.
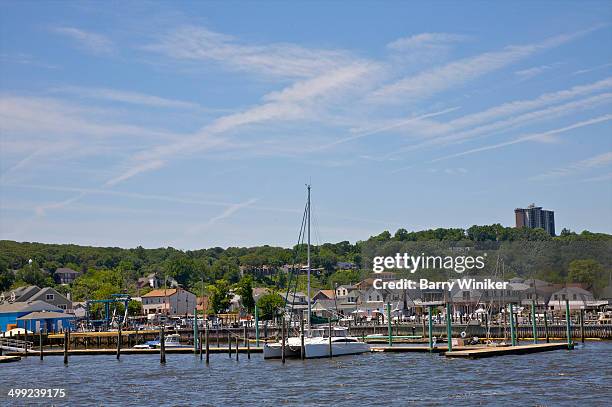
left=531, top=151, right=612, bottom=181
left=144, top=26, right=358, bottom=78
left=572, top=62, right=612, bottom=75
left=382, top=78, right=612, bottom=156
left=34, top=192, right=86, bottom=217
left=514, top=63, right=562, bottom=80
left=371, top=28, right=599, bottom=102
left=431, top=114, right=612, bottom=162
left=387, top=33, right=469, bottom=51
left=52, top=86, right=202, bottom=109
left=187, top=197, right=259, bottom=235
left=53, top=27, right=114, bottom=55
left=104, top=160, right=166, bottom=187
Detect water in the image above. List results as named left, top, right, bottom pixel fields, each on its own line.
left=2, top=342, right=611, bottom=406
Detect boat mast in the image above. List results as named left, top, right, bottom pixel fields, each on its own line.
left=307, top=184, right=311, bottom=335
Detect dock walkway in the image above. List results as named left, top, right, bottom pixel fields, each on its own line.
left=444, top=343, right=573, bottom=358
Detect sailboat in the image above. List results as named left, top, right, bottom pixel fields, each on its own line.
left=264, top=185, right=370, bottom=359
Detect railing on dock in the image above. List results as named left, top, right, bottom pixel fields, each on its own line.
left=0, top=337, right=34, bottom=352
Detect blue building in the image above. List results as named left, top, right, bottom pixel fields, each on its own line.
left=0, top=300, right=71, bottom=332
left=17, top=311, right=75, bottom=333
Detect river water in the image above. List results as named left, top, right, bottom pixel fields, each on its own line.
left=1, top=342, right=611, bottom=406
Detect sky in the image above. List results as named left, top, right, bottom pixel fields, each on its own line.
left=0, top=1, right=611, bottom=249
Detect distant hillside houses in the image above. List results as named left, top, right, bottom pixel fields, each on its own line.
left=298, top=276, right=609, bottom=321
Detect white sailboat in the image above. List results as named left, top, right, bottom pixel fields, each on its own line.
left=264, top=185, right=370, bottom=359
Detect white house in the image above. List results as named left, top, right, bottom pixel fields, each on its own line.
left=141, top=287, right=197, bottom=316
left=548, top=287, right=595, bottom=312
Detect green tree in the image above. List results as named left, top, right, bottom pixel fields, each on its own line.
left=208, top=279, right=231, bottom=314
left=567, top=259, right=604, bottom=290
left=0, top=259, right=15, bottom=291
left=235, top=276, right=255, bottom=313
left=256, top=293, right=285, bottom=320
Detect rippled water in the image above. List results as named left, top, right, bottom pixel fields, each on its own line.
left=2, top=342, right=611, bottom=406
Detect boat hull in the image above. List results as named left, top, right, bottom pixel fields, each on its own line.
left=264, top=340, right=370, bottom=359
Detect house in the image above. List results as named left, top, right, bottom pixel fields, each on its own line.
left=0, top=300, right=67, bottom=332
left=548, top=287, right=595, bottom=312
left=137, top=273, right=159, bottom=289
left=53, top=267, right=80, bottom=285
left=335, top=285, right=355, bottom=298
left=141, top=287, right=197, bottom=316
left=1, top=286, right=72, bottom=311
left=312, top=289, right=336, bottom=301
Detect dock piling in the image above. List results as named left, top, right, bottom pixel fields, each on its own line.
left=205, top=325, right=210, bottom=365
left=300, top=314, right=305, bottom=360
left=387, top=302, right=392, bottom=346
left=544, top=310, right=550, bottom=343
left=39, top=331, right=43, bottom=360
left=328, top=317, right=333, bottom=358
left=247, top=331, right=250, bottom=360
left=116, top=325, right=121, bottom=360
left=235, top=336, right=239, bottom=361
left=63, top=329, right=68, bottom=365
left=160, top=327, right=166, bottom=364
left=580, top=309, right=585, bottom=343
left=427, top=305, right=433, bottom=352
left=531, top=300, right=538, bottom=344
left=228, top=331, right=232, bottom=357
left=509, top=303, right=516, bottom=346
left=565, top=300, right=572, bottom=349
left=446, top=303, right=452, bottom=352
left=193, top=307, right=198, bottom=355
left=199, top=331, right=203, bottom=360
left=255, top=306, right=259, bottom=347
left=281, top=319, right=286, bottom=364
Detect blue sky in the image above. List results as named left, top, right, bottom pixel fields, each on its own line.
left=1, top=1, right=611, bottom=249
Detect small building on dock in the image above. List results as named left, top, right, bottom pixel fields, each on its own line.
left=0, top=300, right=68, bottom=332
left=17, top=311, right=75, bottom=333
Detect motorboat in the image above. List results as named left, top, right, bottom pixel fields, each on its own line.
left=134, top=334, right=189, bottom=349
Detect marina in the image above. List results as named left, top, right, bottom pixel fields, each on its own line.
left=1, top=342, right=610, bottom=406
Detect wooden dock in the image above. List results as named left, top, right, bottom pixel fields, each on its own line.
left=6, top=347, right=263, bottom=357
left=444, top=343, right=573, bottom=359
left=370, top=345, right=483, bottom=353
left=0, top=355, right=22, bottom=363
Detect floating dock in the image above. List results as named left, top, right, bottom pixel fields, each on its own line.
left=444, top=343, right=573, bottom=359
left=370, top=345, right=483, bottom=353
left=0, top=355, right=22, bottom=363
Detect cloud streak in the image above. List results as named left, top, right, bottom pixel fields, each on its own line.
left=431, top=114, right=612, bottom=162
left=372, top=28, right=599, bottom=102
left=54, top=27, right=114, bottom=55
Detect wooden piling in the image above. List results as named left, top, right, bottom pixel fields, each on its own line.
left=216, top=327, right=220, bottom=348
left=565, top=300, right=572, bottom=349
left=247, top=332, right=251, bottom=359
left=300, top=315, right=305, bottom=360
left=160, top=328, right=166, bottom=364
left=328, top=317, right=333, bottom=358
left=243, top=325, right=247, bottom=347
left=199, top=331, right=203, bottom=360
left=228, top=331, right=232, bottom=357
left=580, top=309, right=585, bottom=343
left=427, top=305, right=433, bottom=351
left=116, top=326, right=122, bottom=360
left=531, top=300, right=538, bottom=344
left=39, top=331, right=43, bottom=360
left=235, top=336, right=239, bottom=361
left=205, top=325, right=210, bottom=365
left=281, top=319, right=286, bottom=364
left=63, top=330, right=68, bottom=365
left=446, top=302, right=452, bottom=352
left=544, top=310, right=550, bottom=343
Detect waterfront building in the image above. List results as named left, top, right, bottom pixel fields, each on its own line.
left=141, top=287, right=197, bottom=316
left=514, top=204, right=556, bottom=236
left=0, top=300, right=68, bottom=332
left=548, top=287, right=595, bottom=312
